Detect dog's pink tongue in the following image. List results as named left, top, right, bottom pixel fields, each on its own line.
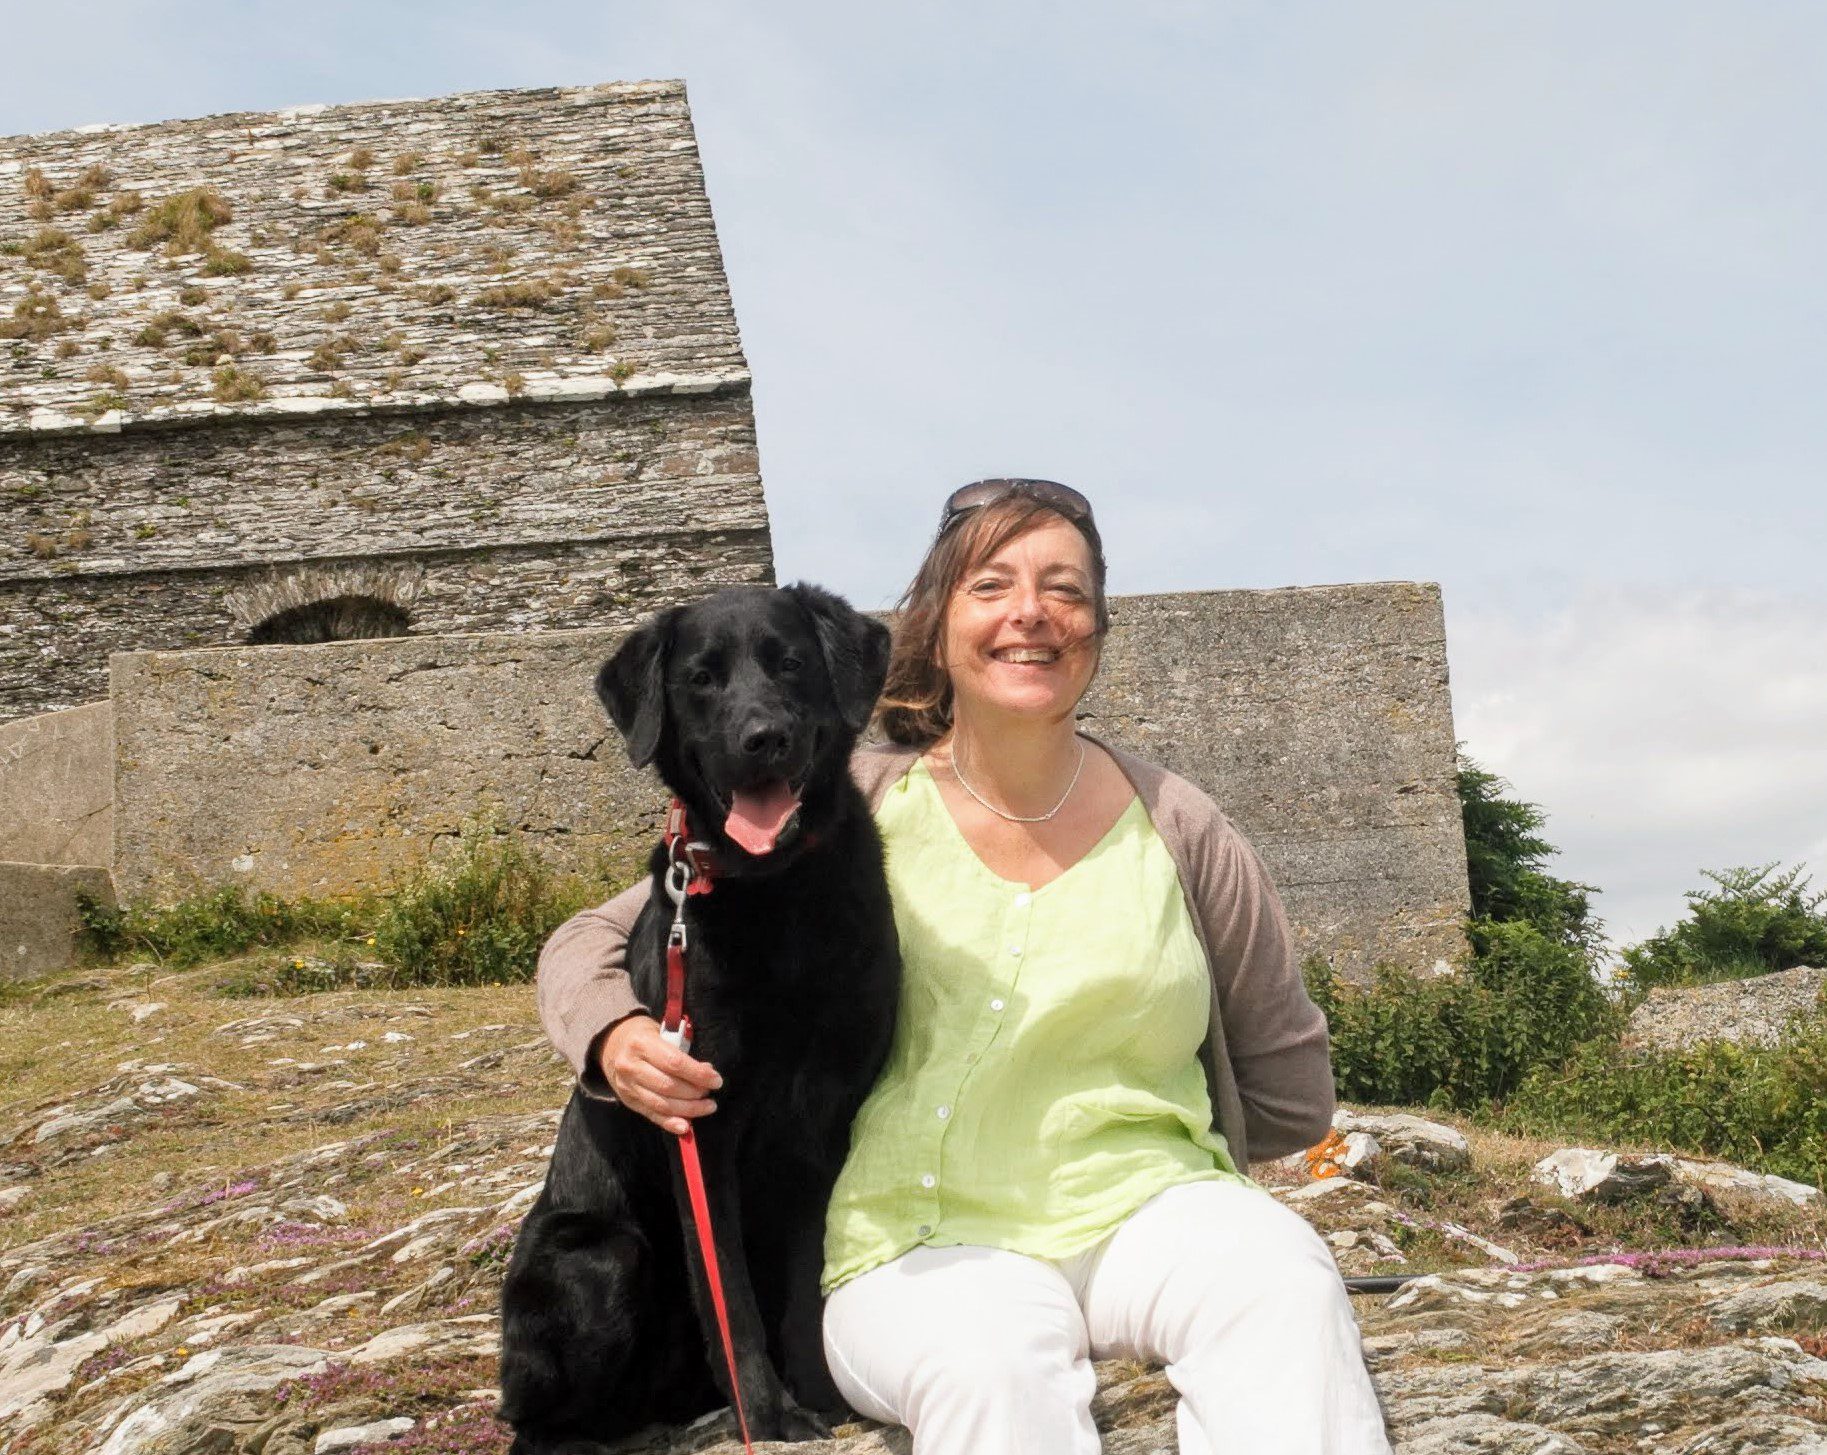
left=725, top=781, right=800, bottom=855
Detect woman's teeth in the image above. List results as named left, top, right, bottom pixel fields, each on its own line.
left=993, top=647, right=1059, bottom=663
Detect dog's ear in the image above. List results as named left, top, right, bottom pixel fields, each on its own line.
left=595, top=609, right=678, bottom=769
left=789, top=583, right=892, bottom=734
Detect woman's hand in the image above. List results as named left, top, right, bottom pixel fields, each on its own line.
left=598, top=1014, right=722, bottom=1135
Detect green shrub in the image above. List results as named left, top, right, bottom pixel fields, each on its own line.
left=1620, top=863, right=1827, bottom=990
left=1306, top=755, right=1622, bottom=1112
left=1500, top=1021, right=1827, bottom=1189
left=76, top=886, right=368, bottom=968
left=367, top=820, right=600, bottom=988
left=76, top=816, right=622, bottom=989
left=1309, top=918, right=1622, bottom=1113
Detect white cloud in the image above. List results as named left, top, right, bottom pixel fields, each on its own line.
left=1451, top=586, right=1827, bottom=955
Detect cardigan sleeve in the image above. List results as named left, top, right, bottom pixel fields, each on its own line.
left=536, top=877, right=653, bottom=1100
left=1180, top=795, right=1337, bottom=1161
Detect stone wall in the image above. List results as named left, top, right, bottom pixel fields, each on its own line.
left=0, top=701, right=111, bottom=865
left=112, top=582, right=1468, bottom=976
left=1, top=391, right=769, bottom=718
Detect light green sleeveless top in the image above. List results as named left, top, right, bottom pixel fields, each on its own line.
left=822, top=759, right=1248, bottom=1293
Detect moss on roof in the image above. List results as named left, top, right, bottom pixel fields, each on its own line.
left=0, top=81, right=749, bottom=437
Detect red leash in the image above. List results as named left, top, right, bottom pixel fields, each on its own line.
left=660, top=801, right=755, bottom=1455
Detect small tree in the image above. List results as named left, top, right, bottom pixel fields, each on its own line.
left=1457, top=752, right=1603, bottom=954
left=1620, top=863, right=1827, bottom=989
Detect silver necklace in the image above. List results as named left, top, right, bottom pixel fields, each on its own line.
left=949, top=738, right=1087, bottom=823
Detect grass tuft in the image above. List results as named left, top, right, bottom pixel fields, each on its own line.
left=203, top=249, right=253, bottom=277
left=0, top=288, right=72, bottom=342
left=473, top=278, right=556, bottom=309
left=211, top=363, right=268, bottom=403
left=517, top=165, right=578, bottom=199
left=128, top=188, right=232, bottom=254
left=23, top=227, right=87, bottom=284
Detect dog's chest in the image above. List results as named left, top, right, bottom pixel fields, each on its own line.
left=631, top=880, right=892, bottom=1085
left=687, top=901, right=883, bottom=1034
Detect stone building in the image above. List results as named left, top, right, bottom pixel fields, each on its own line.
left=0, top=81, right=769, bottom=724
left=0, top=80, right=1476, bottom=987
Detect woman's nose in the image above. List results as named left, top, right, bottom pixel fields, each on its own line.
left=1008, top=582, right=1043, bottom=624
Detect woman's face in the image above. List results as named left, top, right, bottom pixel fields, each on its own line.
left=939, top=514, right=1100, bottom=730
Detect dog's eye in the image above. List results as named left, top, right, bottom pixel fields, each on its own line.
left=779, top=655, right=803, bottom=673
left=688, top=668, right=715, bottom=688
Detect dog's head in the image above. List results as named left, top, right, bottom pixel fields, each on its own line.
left=595, top=584, right=892, bottom=864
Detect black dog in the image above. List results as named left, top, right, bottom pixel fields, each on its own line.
left=499, top=584, right=901, bottom=1451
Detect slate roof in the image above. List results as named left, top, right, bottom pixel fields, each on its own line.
left=0, top=81, right=749, bottom=438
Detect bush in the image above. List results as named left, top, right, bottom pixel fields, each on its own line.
left=77, top=887, right=368, bottom=968
left=1309, top=918, right=1623, bottom=1112
left=1309, top=756, right=1620, bottom=1112
left=77, top=816, right=621, bottom=989
left=1500, top=1021, right=1827, bottom=1189
left=367, top=820, right=601, bottom=988
left=1620, top=863, right=1827, bottom=990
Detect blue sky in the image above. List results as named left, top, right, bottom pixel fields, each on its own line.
left=6, top=2, right=1823, bottom=951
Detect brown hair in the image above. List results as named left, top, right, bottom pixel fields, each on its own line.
left=875, top=495, right=1110, bottom=747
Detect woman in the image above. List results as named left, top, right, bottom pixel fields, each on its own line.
left=537, top=480, right=1392, bottom=1454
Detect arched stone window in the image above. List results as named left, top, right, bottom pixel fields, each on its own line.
left=229, top=563, right=424, bottom=646
left=247, top=595, right=412, bottom=645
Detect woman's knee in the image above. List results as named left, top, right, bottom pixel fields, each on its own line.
left=824, top=1247, right=1092, bottom=1425
left=1090, top=1182, right=1356, bottom=1354
left=901, top=1326, right=1096, bottom=1429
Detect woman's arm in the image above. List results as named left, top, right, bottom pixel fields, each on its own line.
left=537, top=879, right=722, bottom=1130
left=1163, top=788, right=1335, bottom=1164
left=537, top=877, right=652, bottom=1085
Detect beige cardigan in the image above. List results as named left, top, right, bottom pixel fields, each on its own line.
left=535, top=738, right=1336, bottom=1167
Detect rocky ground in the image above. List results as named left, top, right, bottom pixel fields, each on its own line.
left=1, top=959, right=1823, bottom=1454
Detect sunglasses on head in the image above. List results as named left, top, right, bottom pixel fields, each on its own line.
left=936, top=478, right=1095, bottom=536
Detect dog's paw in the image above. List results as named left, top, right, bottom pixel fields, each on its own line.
left=773, top=1399, right=833, bottom=1442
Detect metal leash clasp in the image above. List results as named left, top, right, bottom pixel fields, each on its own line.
left=665, top=856, right=694, bottom=915
left=661, top=849, right=694, bottom=1052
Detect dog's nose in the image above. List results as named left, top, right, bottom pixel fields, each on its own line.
left=741, top=722, right=791, bottom=760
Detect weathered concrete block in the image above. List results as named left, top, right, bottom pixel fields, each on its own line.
left=0, top=863, right=114, bottom=980
left=1080, top=584, right=1468, bottom=974
left=0, top=702, right=112, bottom=867
left=111, top=582, right=1469, bottom=977
left=112, top=622, right=661, bottom=904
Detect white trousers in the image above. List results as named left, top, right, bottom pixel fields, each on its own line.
left=822, top=1180, right=1392, bottom=1454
